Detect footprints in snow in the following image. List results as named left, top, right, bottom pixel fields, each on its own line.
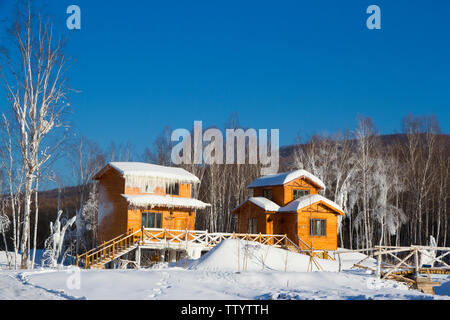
left=147, top=272, right=172, bottom=299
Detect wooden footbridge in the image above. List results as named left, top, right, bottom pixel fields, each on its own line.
left=334, top=245, right=450, bottom=295
left=76, top=227, right=311, bottom=269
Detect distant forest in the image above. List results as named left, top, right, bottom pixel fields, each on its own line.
left=1, top=113, right=448, bottom=255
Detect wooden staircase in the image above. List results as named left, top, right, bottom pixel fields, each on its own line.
left=76, top=229, right=143, bottom=269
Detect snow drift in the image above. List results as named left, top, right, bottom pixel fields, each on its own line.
left=188, top=239, right=339, bottom=272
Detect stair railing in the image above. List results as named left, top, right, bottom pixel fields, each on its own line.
left=77, top=228, right=143, bottom=269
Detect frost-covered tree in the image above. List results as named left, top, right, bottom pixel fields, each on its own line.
left=372, top=157, right=407, bottom=246
left=42, top=210, right=76, bottom=268
left=75, top=183, right=99, bottom=252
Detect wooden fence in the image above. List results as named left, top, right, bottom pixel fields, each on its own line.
left=76, top=227, right=311, bottom=269
left=333, top=245, right=450, bottom=279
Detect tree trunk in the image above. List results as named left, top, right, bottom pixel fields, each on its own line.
left=20, top=173, right=33, bottom=269
left=31, top=174, right=39, bottom=269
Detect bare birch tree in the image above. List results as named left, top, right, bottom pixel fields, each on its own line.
left=0, top=4, right=72, bottom=268
left=354, top=116, right=378, bottom=249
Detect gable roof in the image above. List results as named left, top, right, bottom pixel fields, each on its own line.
left=93, top=162, right=200, bottom=184
left=233, top=197, right=280, bottom=212
left=278, top=194, right=344, bottom=215
left=246, top=169, right=326, bottom=190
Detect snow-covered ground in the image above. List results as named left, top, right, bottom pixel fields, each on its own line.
left=1, top=240, right=449, bottom=300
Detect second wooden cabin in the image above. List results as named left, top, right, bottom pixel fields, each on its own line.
left=232, top=170, right=344, bottom=251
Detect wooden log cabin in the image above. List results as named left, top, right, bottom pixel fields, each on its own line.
left=93, top=162, right=210, bottom=245
left=232, top=170, right=344, bottom=251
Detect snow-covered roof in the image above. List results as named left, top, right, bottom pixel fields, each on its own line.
left=122, top=194, right=210, bottom=210
left=233, top=194, right=344, bottom=215
left=247, top=170, right=326, bottom=190
left=249, top=197, right=280, bottom=211
left=94, top=162, right=200, bottom=184
left=278, top=194, right=344, bottom=215
left=234, top=197, right=280, bottom=212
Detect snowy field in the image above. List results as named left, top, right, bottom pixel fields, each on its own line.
left=1, top=240, right=449, bottom=300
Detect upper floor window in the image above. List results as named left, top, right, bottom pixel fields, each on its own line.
left=142, top=212, right=162, bottom=229
left=293, top=189, right=309, bottom=200
left=166, top=183, right=179, bottom=196
left=310, top=219, right=326, bottom=236
left=263, top=189, right=272, bottom=200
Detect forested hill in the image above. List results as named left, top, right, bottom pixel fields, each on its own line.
left=279, top=133, right=450, bottom=167
left=280, top=133, right=450, bottom=157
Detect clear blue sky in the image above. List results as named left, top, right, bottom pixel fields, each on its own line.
left=1, top=0, right=449, bottom=151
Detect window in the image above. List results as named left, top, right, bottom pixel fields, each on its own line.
left=165, top=183, right=179, bottom=195
left=310, top=219, right=326, bottom=236
left=263, top=189, right=272, bottom=200
left=142, top=212, right=162, bottom=228
left=293, top=189, right=309, bottom=200
left=248, top=218, right=258, bottom=234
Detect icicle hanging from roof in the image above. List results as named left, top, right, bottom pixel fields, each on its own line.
left=104, top=162, right=200, bottom=193
left=122, top=194, right=210, bottom=210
